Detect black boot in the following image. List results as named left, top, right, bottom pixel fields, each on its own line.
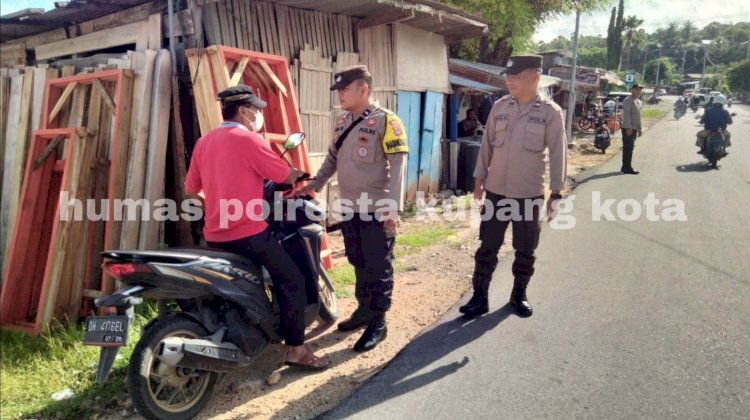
left=509, top=277, right=533, bottom=318
left=353, top=315, right=387, bottom=352
left=337, top=306, right=369, bottom=332
left=459, top=274, right=490, bottom=319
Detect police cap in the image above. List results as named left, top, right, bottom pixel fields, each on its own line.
left=502, top=55, right=543, bottom=75
left=330, top=65, right=372, bottom=91
left=217, top=84, right=267, bottom=109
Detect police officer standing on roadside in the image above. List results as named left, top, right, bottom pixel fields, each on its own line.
left=295, top=65, right=408, bottom=352
left=460, top=55, right=567, bottom=319
left=621, top=84, right=643, bottom=174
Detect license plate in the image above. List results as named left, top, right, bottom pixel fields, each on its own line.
left=83, top=316, right=130, bottom=347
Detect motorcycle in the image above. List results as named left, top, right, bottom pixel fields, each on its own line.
left=83, top=132, right=338, bottom=419
left=702, top=129, right=727, bottom=169
left=593, top=116, right=611, bottom=153
left=674, top=108, right=685, bottom=120
left=578, top=106, right=600, bottom=131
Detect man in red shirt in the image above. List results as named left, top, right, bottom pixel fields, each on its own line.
left=185, top=85, right=329, bottom=369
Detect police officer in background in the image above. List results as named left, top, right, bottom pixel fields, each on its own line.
left=294, top=65, right=408, bottom=352
left=621, top=84, right=643, bottom=174
left=460, top=55, right=567, bottom=319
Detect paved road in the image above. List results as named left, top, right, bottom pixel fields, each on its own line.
left=322, top=103, right=750, bottom=419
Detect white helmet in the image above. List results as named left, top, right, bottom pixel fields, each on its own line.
left=713, top=94, right=727, bottom=106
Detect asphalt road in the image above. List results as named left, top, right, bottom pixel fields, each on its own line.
left=322, top=102, right=750, bottom=419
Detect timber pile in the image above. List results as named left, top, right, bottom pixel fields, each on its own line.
left=0, top=44, right=175, bottom=334
left=201, top=0, right=355, bottom=62
left=296, top=45, right=332, bottom=155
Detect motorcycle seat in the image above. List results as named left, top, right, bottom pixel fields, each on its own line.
left=102, top=247, right=260, bottom=273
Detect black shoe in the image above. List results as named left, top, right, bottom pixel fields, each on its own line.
left=621, top=169, right=639, bottom=175
left=459, top=294, right=489, bottom=319
left=697, top=149, right=705, bottom=154
left=510, top=278, right=533, bottom=318
left=337, top=307, right=369, bottom=332
left=353, top=316, right=387, bottom=352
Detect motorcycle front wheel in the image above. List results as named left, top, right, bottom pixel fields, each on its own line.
left=317, top=265, right=339, bottom=324
left=578, top=118, right=592, bottom=131
left=128, top=316, right=218, bottom=420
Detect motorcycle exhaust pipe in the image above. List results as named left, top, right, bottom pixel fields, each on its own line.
left=157, top=337, right=253, bottom=373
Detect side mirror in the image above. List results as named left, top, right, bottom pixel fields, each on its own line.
left=730, top=113, right=736, bottom=116
left=283, top=132, right=306, bottom=150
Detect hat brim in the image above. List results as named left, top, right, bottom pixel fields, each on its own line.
left=249, top=97, right=267, bottom=109
left=330, top=80, right=353, bottom=91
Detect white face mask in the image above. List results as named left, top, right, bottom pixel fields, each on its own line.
left=249, top=109, right=264, bottom=132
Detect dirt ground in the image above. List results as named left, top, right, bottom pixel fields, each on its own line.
left=112, top=102, right=671, bottom=420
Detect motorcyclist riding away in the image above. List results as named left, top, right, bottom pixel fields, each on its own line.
left=674, top=97, right=687, bottom=113
left=696, top=94, right=732, bottom=155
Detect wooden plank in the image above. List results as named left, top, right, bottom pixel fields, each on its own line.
left=36, top=21, right=142, bottom=60
left=0, top=75, right=23, bottom=274
left=120, top=50, right=157, bottom=250
left=249, top=1, right=261, bottom=51
left=0, top=73, right=8, bottom=198
left=148, top=13, right=162, bottom=50
left=63, top=85, right=102, bottom=321
left=92, top=79, right=116, bottom=114
left=103, top=72, right=134, bottom=293
left=258, top=59, right=288, bottom=97
left=186, top=50, right=211, bottom=134
left=0, top=43, right=27, bottom=68
left=140, top=49, right=172, bottom=250
left=202, top=2, right=222, bottom=45
left=232, top=0, right=244, bottom=49
left=48, top=82, right=78, bottom=126
left=229, top=56, right=250, bottom=87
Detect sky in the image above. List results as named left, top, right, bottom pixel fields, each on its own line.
left=1, top=0, right=57, bottom=16
left=534, top=0, right=750, bottom=43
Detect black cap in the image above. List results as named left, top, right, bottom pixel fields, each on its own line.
left=330, top=65, right=372, bottom=90
left=631, top=83, right=644, bottom=90
left=502, top=55, right=543, bottom=75
left=217, top=85, right=267, bottom=109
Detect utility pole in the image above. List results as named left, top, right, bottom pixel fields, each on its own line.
left=654, top=44, right=662, bottom=86
left=700, top=40, right=711, bottom=90
left=565, top=6, right=581, bottom=147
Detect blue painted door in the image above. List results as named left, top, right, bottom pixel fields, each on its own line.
left=397, top=91, right=422, bottom=200
left=422, top=91, right=444, bottom=194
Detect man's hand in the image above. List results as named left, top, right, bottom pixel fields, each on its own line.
left=473, top=181, right=484, bottom=208
left=626, top=128, right=633, bottom=136
left=381, top=210, right=399, bottom=234
left=283, top=167, right=304, bottom=185
left=546, top=196, right=560, bottom=221
left=637, top=129, right=642, bottom=137
left=291, top=183, right=316, bottom=197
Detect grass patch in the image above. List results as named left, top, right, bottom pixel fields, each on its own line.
left=642, top=108, right=665, bottom=119
left=0, top=304, right=157, bottom=419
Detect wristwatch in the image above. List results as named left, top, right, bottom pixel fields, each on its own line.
left=550, top=193, right=563, bottom=200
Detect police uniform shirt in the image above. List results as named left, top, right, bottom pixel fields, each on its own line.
left=622, top=95, right=643, bottom=131
left=310, top=104, right=408, bottom=213
left=473, top=95, right=567, bottom=198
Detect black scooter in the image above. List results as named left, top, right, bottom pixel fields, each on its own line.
left=83, top=133, right=338, bottom=419
left=593, top=115, right=611, bottom=153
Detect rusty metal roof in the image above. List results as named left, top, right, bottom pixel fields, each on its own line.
left=0, top=0, right=154, bottom=42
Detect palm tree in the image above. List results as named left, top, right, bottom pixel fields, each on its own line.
left=681, top=20, right=697, bottom=44
left=622, top=15, right=644, bottom=69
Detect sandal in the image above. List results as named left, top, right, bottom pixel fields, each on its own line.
left=284, top=349, right=331, bottom=371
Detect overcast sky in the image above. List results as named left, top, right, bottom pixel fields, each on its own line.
left=535, top=0, right=750, bottom=42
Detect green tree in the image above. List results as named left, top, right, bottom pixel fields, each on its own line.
left=606, top=7, right=616, bottom=69
left=622, top=15, right=645, bottom=69
left=614, top=0, right=625, bottom=69
left=578, top=47, right=607, bottom=68
left=726, top=59, right=750, bottom=92
left=681, top=21, right=697, bottom=44
left=445, top=0, right=609, bottom=65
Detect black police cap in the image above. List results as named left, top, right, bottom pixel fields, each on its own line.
left=330, top=65, right=372, bottom=91
left=502, top=55, right=543, bottom=75
left=217, top=84, right=267, bottom=109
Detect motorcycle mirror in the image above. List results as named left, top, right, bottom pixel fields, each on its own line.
left=730, top=113, right=736, bottom=116
left=283, top=132, right=306, bottom=150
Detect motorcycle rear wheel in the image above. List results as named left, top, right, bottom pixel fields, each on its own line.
left=317, top=265, right=339, bottom=324
left=128, top=316, right=218, bottom=420
left=578, top=118, right=592, bottom=131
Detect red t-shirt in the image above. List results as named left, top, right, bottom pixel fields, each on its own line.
left=185, top=124, right=290, bottom=242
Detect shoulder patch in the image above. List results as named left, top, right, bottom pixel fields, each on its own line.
left=383, top=113, right=409, bottom=154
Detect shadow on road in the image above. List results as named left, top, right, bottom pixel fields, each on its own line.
left=675, top=162, right=713, bottom=172
left=313, top=305, right=515, bottom=419
left=573, top=171, right=624, bottom=186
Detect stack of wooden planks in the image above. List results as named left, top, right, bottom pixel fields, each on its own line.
left=201, top=0, right=355, bottom=62
left=295, top=45, right=332, bottom=155
left=358, top=25, right=397, bottom=111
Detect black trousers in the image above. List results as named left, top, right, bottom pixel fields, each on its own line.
left=473, top=192, right=542, bottom=291
left=341, top=214, right=396, bottom=315
left=208, top=229, right=306, bottom=346
left=621, top=128, right=637, bottom=171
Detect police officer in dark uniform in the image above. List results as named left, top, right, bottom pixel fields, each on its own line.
left=460, top=55, right=567, bottom=319
left=295, top=65, right=408, bottom=352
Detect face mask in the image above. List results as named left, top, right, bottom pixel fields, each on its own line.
left=249, top=109, right=264, bottom=132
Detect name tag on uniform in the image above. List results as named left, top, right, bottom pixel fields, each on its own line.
left=528, top=116, right=547, bottom=124
left=496, top=114, right=510, bottom=121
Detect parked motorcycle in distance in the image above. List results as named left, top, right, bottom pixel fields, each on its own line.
left=83, top=132, right=338, bottom=419
left=593, top=116, right=611, bottom=154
